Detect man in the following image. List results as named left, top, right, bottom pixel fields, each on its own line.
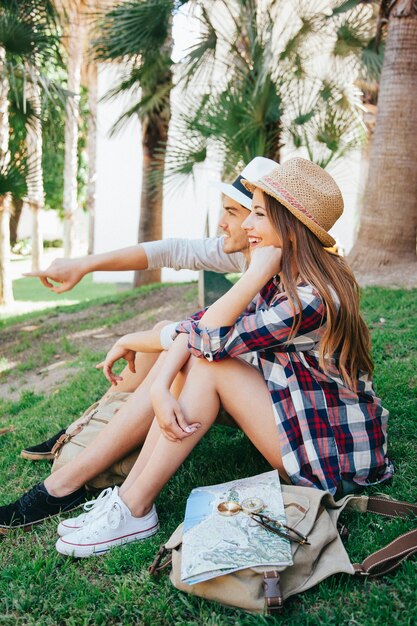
left=0, top=157, right=275, bottom=531
left=20, top=159, right=266, bottom=460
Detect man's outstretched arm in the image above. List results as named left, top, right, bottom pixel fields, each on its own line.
left=23, top=246, right=149, bottom=293
left=24, top=238, right=247, bottom=294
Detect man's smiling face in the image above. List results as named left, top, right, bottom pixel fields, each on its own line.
left=218, top=196, right=250, bottom=255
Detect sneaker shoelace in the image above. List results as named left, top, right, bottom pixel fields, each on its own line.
left=82, top=488, right=114, bottom=516
left=81, top=501, right=126, bottom=540
left=19, top=485, right=45, bottom=514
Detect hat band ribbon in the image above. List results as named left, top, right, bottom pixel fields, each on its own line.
left=232, top=174, right=253, bottom=202
left=263, top=176, right=322, bottom=229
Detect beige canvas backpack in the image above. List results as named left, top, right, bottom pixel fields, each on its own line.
left=150, top=484, right=417, bottom=614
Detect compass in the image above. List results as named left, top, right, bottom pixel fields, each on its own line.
left=217, top=497, right=265, bottom=516
left=241, top=497, right=264, bottom=515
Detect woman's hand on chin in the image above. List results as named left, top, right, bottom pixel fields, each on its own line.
left=150, top=384, right=201, bottom=442
left=248, top=246, right=282, bottom=282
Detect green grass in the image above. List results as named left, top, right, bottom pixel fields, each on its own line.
left=0, top=274, right=125, bottom=323
left=0, top=286, right=416, bottom=625
left=13, top=273, right=121, bottom=304
left=0, top=280, right=173, bottom=331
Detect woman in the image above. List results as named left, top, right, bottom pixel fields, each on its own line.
left=56, top=157, right=393, bottom=557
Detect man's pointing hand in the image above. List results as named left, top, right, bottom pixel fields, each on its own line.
left=23, top=258, right=86, bottom=293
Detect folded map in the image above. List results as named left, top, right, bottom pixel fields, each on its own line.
left=181, top=470, right=293, bottom=585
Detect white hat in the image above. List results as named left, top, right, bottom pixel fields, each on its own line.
left=212, top=157, right=276, bottom=210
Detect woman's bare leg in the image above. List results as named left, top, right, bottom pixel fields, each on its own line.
left=118, top=357, right=196, bottom=493
left=120, top=357, right=287, bottom=517
left=44, top=352, right=171, bottom=496
left=44, top=348, right=195, bottom=497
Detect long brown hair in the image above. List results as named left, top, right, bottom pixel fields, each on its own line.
left=264, top=192, right=373, bottom=389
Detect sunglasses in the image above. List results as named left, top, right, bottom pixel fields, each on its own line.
left=249, top=512, right=310, bottom=545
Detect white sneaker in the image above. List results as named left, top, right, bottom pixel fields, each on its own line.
left=55, top=494, right=159, bottom=557
left=57, top=487, right=118, bottom=537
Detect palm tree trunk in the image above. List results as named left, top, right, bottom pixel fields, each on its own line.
left=0, top=45, right=13, bottom=306
left=87, top=63, right=97, bottom=255
left=0, top=197, right=13, bottom=307
left=349, top=7, right=417, bottom=268
left=25, top=64, right=44, bottom=272
left=10, top=197, right=24, bottom=246
left=63, top=13, right=83, bottom=258
left=134, top=17, right=173, bottom=288
left=134, top=113, right=170, bottom=287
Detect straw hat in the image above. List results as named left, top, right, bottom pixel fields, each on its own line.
left=242, top=157, right=344, bottom=247
left=212, top=157, right=277, bottom=210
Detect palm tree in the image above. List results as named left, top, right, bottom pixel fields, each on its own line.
left=25, top=66, right=44, bottom=271
left=93, top=0, right=185, bottom=286
left=54, top=0, right=87, bottom=259
left=323, top=1, right=385, bottom=237
left=0, top=0, right=61, bottom=304
left=10, top=1, right=60, bottom=271
left=0, top=86, right=29, bottom=307
left=8, top=80, right=33, bottom=247
left=348, top=0, right=417, bottom=268
left=0, top=45, right=13, bottom=306
left=164, top=0, right=367, bottom=186
left=86, top=62, right=98, bottom=255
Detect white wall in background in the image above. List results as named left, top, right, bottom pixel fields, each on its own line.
left=93, top=64, right=142, bottom=284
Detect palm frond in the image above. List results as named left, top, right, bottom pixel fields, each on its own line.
left=359, top=36, right=384, bottom=82
left=108, top=80, right=172, bottom=136
left=0, top=159, right=27, bottom=199
left=160, top=136, right=208, bottom=195
left=8, top=83, right=37, bottom=135
left=279, top=15, right=320, bottom=62
left=93, top=0, right=174, bottom=62
left=330, top=0, right=366, bottom=16
left=286, top=79, right=366, bottom=167
left=180, top=5, right=218, bottom=88
left=100, top=53, right=172, bottom=135
left=177, top=65, right=284, bottom=177
left=5, top=61, right=70, bottom=111
left=0, top=0, right=61, bottom=66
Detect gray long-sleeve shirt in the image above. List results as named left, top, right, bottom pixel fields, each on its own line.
left=142, top=237, right=247, bottom=274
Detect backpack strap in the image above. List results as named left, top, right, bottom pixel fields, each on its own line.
left=366, top=496, right=417, bottom=518
left=352, top=495, right=417, bottom=577
left=148, top=545, right=173, bottom=576
left=51, top=423, right=86, bottom=457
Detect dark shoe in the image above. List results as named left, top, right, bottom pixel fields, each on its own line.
left=0, top=482, right=87, bottom=532
left=21, top=429, right=66, bottom=461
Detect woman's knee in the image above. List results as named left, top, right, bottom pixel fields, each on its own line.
left=185, top=357, right=245, bottom=389
left=188, top=356, right=220, bottom=375
left=152, top=319, right=174, bottom=332
left=191, top=356, right=254, bottom=379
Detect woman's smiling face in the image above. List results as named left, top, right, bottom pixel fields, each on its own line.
left=241, top=189, right=282, bottom=250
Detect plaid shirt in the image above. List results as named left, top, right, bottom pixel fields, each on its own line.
left=177, top=278, right=393, bottom=494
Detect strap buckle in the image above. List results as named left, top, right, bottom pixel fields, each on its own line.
left=263, top=570, right=284, bottom=613
left=353, top=565, right=370, bottom=576
left=51, top=433, right=71, bottom=457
